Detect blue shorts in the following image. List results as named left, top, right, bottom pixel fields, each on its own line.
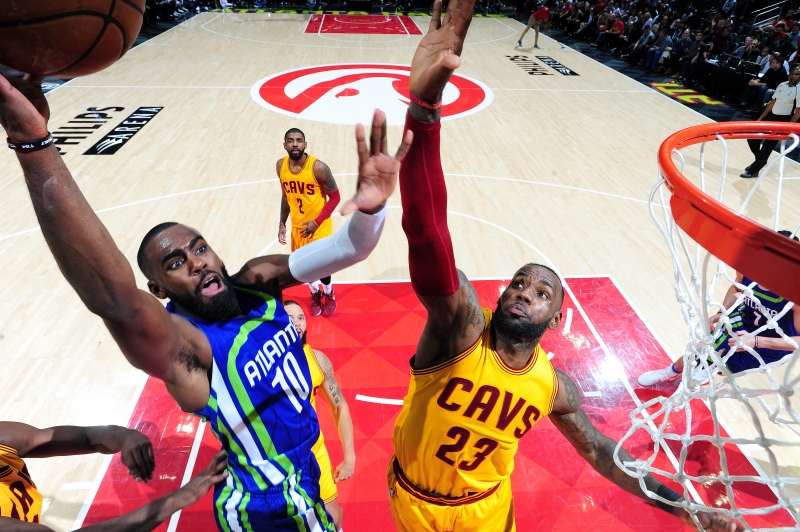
left=213, top=455, right=335, bottom=532
left=713, top=329, right=794, bottom=374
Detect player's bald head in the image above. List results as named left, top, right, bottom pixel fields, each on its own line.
left=514, top=263, right=564, bottom=309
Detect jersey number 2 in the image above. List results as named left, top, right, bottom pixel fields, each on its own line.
left=296, top=198, right=305, bottom=214
left=434, top=426, right=499, bottom=471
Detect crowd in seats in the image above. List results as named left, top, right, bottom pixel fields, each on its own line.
left=532, top=0, right=800, bottom=112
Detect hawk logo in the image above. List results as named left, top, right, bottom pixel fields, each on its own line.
left=251, top=63, right=493, bottom=126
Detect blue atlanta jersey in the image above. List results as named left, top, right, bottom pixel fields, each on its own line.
left=737, top=276, right=797, bottom=338
left=168, top=285, right=334, bottom=532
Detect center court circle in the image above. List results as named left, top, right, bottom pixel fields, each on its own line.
left=250, top=63, right=494, bottom=126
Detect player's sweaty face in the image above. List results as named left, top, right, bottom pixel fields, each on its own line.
left=284, top=134, right=307, bottom=161
left=496, top=266, right=563, bottom=339
left=146, top=225, right=237, bottom=320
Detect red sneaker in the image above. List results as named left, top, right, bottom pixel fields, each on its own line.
left=323, top=290, right=337, bottom=316
left=310, top=291, right=323, bottom=317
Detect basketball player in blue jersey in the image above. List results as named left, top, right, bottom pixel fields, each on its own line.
left=0, top=73, right=412, bottom=532
left=639, top=231, right=800, bottom=386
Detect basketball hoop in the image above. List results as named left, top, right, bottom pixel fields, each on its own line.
left=614, top=121, right=800, bottom=531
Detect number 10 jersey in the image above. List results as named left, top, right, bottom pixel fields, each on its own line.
left=392, top=307, right=559, bottom=497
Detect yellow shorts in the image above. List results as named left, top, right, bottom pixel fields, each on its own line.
left=387, top=458, right=515, bottom=532
left=312, top=435, right=338, bottom=504
left=290, top=217, right=333, bottom=252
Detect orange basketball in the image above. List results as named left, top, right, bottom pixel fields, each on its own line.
left=0, top=0, right=146, bottom=78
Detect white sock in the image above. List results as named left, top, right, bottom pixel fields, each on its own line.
left=309, top=281, right=321, bottom=293
left=322, top=283, right=333, bottom=295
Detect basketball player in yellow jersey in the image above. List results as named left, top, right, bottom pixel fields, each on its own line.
left=277, top=128, right=341, bottom=317
left=390, top=2, right=744, bottom=531
left=0, top=421, right=228, bottom=531
left=284, top=300, right=356, bottom=532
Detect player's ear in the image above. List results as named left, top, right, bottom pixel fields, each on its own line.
left=147, top=280, right=168, bottom=299
left=548, top=310, right=563, bottom=330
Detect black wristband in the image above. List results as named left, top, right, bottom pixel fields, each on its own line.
left=655, top=484, right=682, bottom=513
left=7, top=133, right=53, bottom=153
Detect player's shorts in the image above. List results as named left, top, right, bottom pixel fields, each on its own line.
left=311, top=434, right=338, bottom=504
left=387, top=457, right=515, bottom=532
left=213, top=456, right=336, bottom=532
left=713, top=318, right=794, bottom=374
left=291, top=217, right=333, bottom=252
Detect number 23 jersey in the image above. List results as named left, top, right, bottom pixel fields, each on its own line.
left=392, top=308, right=558, bottom=497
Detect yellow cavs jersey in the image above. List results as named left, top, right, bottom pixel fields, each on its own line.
left=280, top=155, right=326, bottom=226
left=392, top=308, right=558, bottom=498
left=304, top=343, right=325, bottom=411
left=0, top=444, right=42, bottom=523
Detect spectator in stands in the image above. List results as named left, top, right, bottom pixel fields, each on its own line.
left=712, top=20, right=731, bottom=56
left=733, top=36, right=754, bottom=58
left=661, top=28, right=692, bottom=74
left=740, top=39, right=761, bottom=62
left=789, top=23, right=800, bottom=46
left=741, top=66, right=800, bottom=178
left=592, top=13, right=625, bottom=47
left=616, top=20, right=642, bottom=53
left=775, top=10, right=795, bottom=30
left=760, top=51, right=791, bottom=74
left=574, top=6, right=598, bottom=38
left=668, top=19, right=685, bottom=40
left=678, top=39, right=712, bottom=86
left=741, top=53, right=788, bottom=111
left=721, top=0, right=736, bottom=16
left=775, top=33, right=796, bottom=58
left=565, top=2, right=586, bottom=34
left=647, top=28, right=673, bottom=68
left=673, top=30, right=704, bottom=78
left=622, top=23, right=654, bottom=62
left=641, top=11, right=653, bottom=31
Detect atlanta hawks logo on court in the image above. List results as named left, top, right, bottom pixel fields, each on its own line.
left=251, top=63, right=493, bottom=126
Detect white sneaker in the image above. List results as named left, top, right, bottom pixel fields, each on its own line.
left=638, top=366, right=680, bottom=386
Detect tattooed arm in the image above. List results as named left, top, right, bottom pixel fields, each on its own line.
left=314, top=349, right=356, bottom=482
left=413, top=270, right=487, bottom=370
left=550, top=370, right=743, bottom=532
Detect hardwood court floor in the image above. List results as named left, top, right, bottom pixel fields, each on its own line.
left=0, top=13, right=797, bottom=530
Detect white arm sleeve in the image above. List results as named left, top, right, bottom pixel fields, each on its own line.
left=288, top=206, right=387, bottom=283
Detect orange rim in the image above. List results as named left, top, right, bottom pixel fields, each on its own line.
left=658, top=121, right=800, bottom=304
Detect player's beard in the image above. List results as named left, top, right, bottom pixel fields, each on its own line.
left=288, top=149, right=305, bottom=161
left=301, top=331, right=307, bottom=345
left=493, top=301, right=551, bottom=342
left=166, top=264, right=238, bottom=321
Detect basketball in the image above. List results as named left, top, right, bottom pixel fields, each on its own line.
left=0, top=0, right=146, bottom=78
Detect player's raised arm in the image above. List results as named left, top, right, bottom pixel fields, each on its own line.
left=0, top=75, right=188, bottom=385
left=0, top=452, right=228, bottom=532
left=234, top=109, right=411, bottom=294
left=401, top=0, right=484, bottom=370
left=549, top=371, right=744, bottom=532
left=0, top=422, right=155, bottom=483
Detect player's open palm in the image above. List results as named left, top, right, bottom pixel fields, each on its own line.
left=0, top=74, right=50, bottom=140
left=409, top=0, right=477, bottom=103
left=340, top=109, right=412, bottom=215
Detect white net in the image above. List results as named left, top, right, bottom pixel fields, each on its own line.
left=614, top=129, right=800, bottom=531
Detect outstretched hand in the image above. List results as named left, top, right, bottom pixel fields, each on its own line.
left=172, top=450, right=228, bottom=510
left=409, top=0, right=477, bottom=103
left=0, top=74, right=50, bottom=141
left=678, top=508, right=745, bottom=532
left=340, top=109, right=413, bottom=216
